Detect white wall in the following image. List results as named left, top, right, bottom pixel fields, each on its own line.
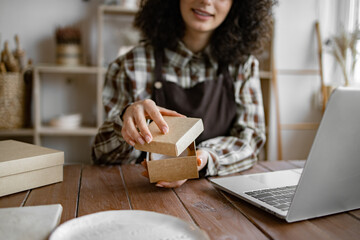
left=271, top=0, right=349, bottom=160
left=0, top=0, right=345, bottom=162
left=271, top=0, right=321, bottom=160
left=0, top=0, right=101, bottom=65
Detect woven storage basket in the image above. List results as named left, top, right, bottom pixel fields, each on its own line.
left=0, top=73, right=25, bottom=129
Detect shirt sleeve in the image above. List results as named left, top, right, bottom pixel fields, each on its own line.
left=92, top=58, right=141, bottom=164
left=198, top=56, right=266, bottom=176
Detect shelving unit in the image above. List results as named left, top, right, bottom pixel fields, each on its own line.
left=0, top=5, right=137, bottom=157
left=32, top=64, right=106, bottom=145
left=97, top=5, right=137, bottom=68
left=0, top=65, right=105, bottom=146
left=0, top=128, right=35, bottom=137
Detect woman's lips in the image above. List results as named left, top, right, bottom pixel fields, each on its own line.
left=192, top=9, right=214, bottom=18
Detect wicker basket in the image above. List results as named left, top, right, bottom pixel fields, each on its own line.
left=0, top=73, right=25, bottom=129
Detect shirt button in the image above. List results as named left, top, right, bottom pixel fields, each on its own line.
left=154, top=81, right=162, bottom=89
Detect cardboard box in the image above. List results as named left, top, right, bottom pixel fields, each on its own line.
left=135, top=117, right=204, bottom=183
left=0, top=140, right=64, bottom=197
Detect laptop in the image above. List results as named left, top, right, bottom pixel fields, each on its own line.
left=210, top=87, right=360, bottom=222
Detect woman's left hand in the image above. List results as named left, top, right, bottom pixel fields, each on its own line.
left=141, top=149, right=209, bottom=188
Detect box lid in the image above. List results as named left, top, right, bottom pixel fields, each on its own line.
left=0, top=140, right=64, bottom=177
left=134, top=117, right=204, bottom=156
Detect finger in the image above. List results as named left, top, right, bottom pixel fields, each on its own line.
left=124, top=117, right=146, bottom=145
left=121, top=128, right=136, bottom=146
left=143, top=103, right=169, bottom=134
left=156, top=179, right=187, bottom=188
left=158, top=106, right=185, bottom=117
left=140, top=160, right=149, bottom=178
left=141, top=159, right=147, bottom=169
left=141, top=99, right=158, bottom=118
left=123, top=134, right=136, bottom=146
left=197, top=158, right=201, bottom=166
left=196, top=150, right=209, bottom=171
left=133, top=110, right=152, bottom=143
left=141, top=170, right=149, bottom=178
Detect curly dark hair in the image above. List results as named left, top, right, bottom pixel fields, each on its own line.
left=134, top=0, right=277, bottom=65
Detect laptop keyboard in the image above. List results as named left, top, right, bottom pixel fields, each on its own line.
left=245, top=185, right=297, bottom=211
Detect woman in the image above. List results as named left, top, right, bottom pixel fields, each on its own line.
left=92, top=0, right=276, bottom=188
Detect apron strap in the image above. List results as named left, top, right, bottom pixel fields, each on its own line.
left=154, top=48, right=164, bottom=82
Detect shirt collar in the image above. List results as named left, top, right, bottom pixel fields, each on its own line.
left=164, top=41, right=217, bottom=69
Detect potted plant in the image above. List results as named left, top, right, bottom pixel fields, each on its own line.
left=324, top=27, right=360, bottom=87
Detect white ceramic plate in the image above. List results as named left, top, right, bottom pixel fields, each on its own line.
left=50, top=210, right=209, bottom=240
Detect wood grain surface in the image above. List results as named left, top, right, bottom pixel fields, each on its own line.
left=24, top=165, right=81, bottom=223
left=0, top=161, right=359, bottom=240
left=77, top=165, right=131, bottom=216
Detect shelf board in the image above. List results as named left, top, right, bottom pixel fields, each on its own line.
left=39, top=126, right=98, bottom=136
left=35, top=64, right=106, bottom=74
left=0, top=128, right=35, bottom=136
left=281, top=123, right=319, bottom=130
left=259, top=71, right=272, bottom=79
left=277, top=69, right=320, bottom=75
left=100, top=5, right=138, bottom=15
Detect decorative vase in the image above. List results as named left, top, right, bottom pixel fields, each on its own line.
left=56, top=44, right=82, bottom=66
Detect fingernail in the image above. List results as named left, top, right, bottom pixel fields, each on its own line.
left=145, top=135, right=152, bottom=143
left=156, top=183, right=164, bottom=188
left=162, top=126, right=168, bottom=134
left=129, top=140, right=135, bottom=146
left=137, top=137, right=145, bottom=145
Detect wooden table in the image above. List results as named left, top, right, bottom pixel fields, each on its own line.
left=1, top=160, right=359, bottom=240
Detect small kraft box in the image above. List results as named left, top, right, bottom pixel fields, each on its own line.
left=135, top=116, right=204, bottom=183
left=0, top=140, right=64, bottom=197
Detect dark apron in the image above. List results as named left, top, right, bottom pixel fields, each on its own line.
left=152, top=49, right=237, bottom=143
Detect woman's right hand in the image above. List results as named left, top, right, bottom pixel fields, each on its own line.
left=140, top=149, right=208, bottom=188
left=121, top=99, right=184, bottom=146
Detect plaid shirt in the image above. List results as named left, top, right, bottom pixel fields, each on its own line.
left=92, top=41, right=266, bottom=176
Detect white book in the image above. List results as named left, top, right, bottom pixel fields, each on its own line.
left=0, top=204, right=63, bottom=240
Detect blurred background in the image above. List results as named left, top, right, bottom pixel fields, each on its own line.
left=0, top=0, right=359, bottom=163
